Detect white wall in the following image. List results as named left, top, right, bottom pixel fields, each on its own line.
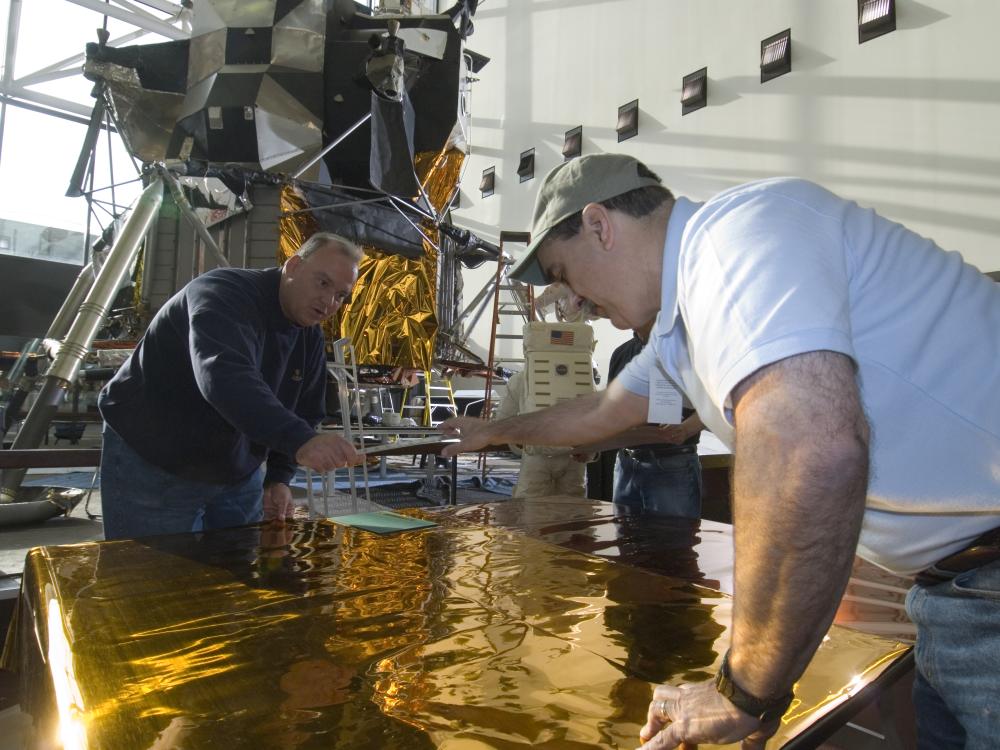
left=450, top=0, right=1000, bottom=379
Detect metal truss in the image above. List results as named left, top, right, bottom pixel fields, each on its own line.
left=0, top=0, right=191, bottom=122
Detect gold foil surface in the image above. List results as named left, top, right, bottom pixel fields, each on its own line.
left=339, top=246, right=437, bottom=370
left=436, top=497, right=918, bottom=644
left=278, top=185, right=321, bottom=264
left=4, top=505, right=909, bottom=750
left=413, top=149, right=465, bottom=215
left=276, top=149, right=465, bottom=369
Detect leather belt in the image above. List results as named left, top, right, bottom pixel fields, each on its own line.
left=915, top=524, right=1000, bottom=587
left=621, top=444, right=697, bottom=461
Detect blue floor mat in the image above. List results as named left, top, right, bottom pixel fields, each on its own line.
left=21, top=471, right=99, bottom=489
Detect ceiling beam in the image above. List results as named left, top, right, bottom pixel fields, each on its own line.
left=127, top=0, right=184, bottom=14
left=63, top=0, right=188, bottom=40
left=0, top=91, right=114, bottom=129
left=14, top=68, right=80, bottom=88
left=14, top=25, right=160, bottom=88
left=110, top=0, right=180, bottom=30
left=0, top=83, right=95, bottom=119
left=2, top=0, right=23, bottom=85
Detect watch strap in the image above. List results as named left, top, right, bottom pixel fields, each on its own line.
left=714, top=650, right=794, bottom=724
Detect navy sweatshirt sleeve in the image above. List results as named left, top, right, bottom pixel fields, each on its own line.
left=264, top=333, right=328, bottom=486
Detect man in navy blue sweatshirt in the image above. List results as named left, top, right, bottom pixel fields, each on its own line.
left=98, top=232, right=363, bottom=540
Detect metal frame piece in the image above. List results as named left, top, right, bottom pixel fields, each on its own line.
left=327, top=337, right=371, bottom=514
left=156, top=164, right=231, bottom=268
left=292, top=112, right=373, bottom=180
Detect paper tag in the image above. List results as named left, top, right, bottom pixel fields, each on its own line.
left=648, top=361, right=682, bottom=424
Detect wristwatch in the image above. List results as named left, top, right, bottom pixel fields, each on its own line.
left=714, top=650, right=794, bottom=724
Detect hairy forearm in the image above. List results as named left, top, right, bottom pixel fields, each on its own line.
left=728, top=353, right=869, bottom=700
left=577, top=412, right=705, bottom=453
left=490, top=389, right=643, bottom=448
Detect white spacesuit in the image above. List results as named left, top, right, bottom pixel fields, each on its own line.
left=497, top=285, right=597, bottom=498
left=495, top=370, right=586, bottom=498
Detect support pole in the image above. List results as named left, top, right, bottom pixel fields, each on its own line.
left=1, top=177, right=163, bottom=502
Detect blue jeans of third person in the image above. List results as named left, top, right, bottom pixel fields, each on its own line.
left=612, top=449, right=702, bottom=519
left=905, top=560, right=1000, bottom=749
left=101, top=425, right=264, bottom=541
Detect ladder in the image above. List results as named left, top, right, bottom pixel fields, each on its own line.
left=476, top=231, right=535, bottom=478
left=482, top=231, right=535, bottom=422
left=400, top=370, right=458, bottom=426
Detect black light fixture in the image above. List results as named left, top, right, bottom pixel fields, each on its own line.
left=681, top=67, right=708, bottom=115
left=479, top=166, right=495, bottom=198
left=616, top=99, right=639, bottom=142
left=517, top=148, right=535, bottom=183
left=858, top=0, right=895, bottom=43
left=760, top=29, right=791, bottom=83
left=562, top=125, right=582, bottom=161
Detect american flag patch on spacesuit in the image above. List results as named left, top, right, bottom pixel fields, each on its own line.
left=550, top=330, right=574, bottom=345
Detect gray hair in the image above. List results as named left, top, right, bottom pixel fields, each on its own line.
left=295, top=231, right=363, bottom=263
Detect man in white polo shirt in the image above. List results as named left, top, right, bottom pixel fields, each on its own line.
left=441, top=153, right=1000, bottom=749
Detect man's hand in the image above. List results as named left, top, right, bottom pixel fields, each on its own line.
left=638, top=681, right=773, bottom=749
left=263, top=482, right=295, bottom=521
left=657, top=423, right=689, bottom=445
left=295, top=434, right=362, bottom=473
left=439, top=416, right=496, bottom=457
left=657, top=413, right=703, bottom=446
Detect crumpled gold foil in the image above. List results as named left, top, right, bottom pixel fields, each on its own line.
left=4, top=507, right=910, bottom=750
left=339, top=246, right=438, bottom=370
left=339, top=149, right=464, bottom=370
left=278, top=185, right=321, bottom=264
left=414, top=148, right=465, bottom=214
left=277, top=149, right=465, bottom=370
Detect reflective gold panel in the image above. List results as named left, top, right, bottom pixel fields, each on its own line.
left=4, top=509, right=909, bottom=749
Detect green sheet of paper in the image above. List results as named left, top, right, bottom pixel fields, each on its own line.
left=330, top=511, right=438, bottom=535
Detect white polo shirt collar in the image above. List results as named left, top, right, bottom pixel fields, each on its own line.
left=657, top=196, right=704, bottom=334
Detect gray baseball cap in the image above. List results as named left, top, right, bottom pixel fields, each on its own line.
left=510, top=153, right=662, bottom=285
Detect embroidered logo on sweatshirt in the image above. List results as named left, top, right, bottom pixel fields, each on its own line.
left=291, top=369, right=302, bottom=381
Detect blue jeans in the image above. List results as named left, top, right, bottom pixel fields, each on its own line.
left=101, top=426, right=264, bottom=540
left=905, top=560, right=1000, bottom=749
left=612, top=450, right=702, bottom=519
